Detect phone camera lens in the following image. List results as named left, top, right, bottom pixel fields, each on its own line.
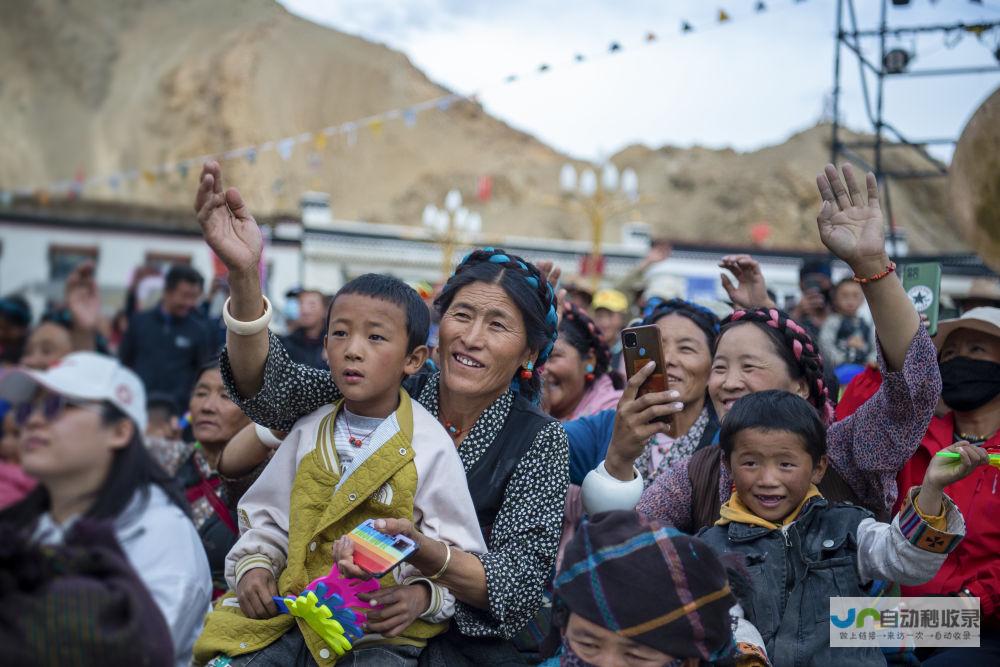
left=623, top=332, right=638, bottom=348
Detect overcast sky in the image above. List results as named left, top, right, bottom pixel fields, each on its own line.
left=279, top=0, right=1000, bottom=163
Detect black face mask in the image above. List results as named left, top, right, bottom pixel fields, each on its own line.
left=939, top=357, right=1000, bottom=412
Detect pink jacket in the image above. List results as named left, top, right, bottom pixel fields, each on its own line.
left=0, top=461, right=36, bottom=509
left=569, top=374, right=623, bottom=422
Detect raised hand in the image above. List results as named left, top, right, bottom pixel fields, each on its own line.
left=531, top=259, right=567, bottom=323
left=65, top=261, right=102, bottom=332
left=815, top=164, right=887, bottom=274
left=718, top=254, right=776, bottom=309
left=195, top=161, right=262, bottom=275
left=535, top=259, right=562, bottom=292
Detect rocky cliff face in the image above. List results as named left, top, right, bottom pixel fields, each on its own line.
left=0, top=0, right=962, bottom=252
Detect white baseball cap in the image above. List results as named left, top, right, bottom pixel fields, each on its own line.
left=0, top=352, right=147, bottom=432
left=933, top=306, right=1000, bottom=351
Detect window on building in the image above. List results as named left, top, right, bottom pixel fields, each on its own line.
left=48, top=245, right=98, bottom=283
left=144, top=252, right=191, bottom=274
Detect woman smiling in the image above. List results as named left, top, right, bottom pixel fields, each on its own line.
left=543, top=302, right=623, bottom=422
left=194, top=161, right=568, bottom=664
left=586, top=164, right=942, bottom=532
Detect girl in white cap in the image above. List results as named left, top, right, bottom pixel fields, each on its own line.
left=0, top=352, right=211, bottom=667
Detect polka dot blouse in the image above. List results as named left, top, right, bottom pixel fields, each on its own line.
left=220, top=332, right=570, bottom=640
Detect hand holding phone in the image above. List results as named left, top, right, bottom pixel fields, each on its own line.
left=347, top=520, right=419, bottom=578
left=620, top=325, right=672, bottom=427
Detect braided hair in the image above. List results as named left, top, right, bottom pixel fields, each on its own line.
left=641, top=298, right=722, bottom=349
left=719, top=307, right=834, bottom=424
left=434, top=247, right=558, bottom=404
left=559, top=301, right=625, bottom=391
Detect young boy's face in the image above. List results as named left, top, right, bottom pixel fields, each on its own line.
left=727, top=427, right=827, bottom=524
left=326, top=293, right=427, bottom=417
left=833, top=282, right=864, bottom=318
left=565, top=613, right=686, bottom=667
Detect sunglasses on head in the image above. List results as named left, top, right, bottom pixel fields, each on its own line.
left=14, top=394, right=101, bottom=427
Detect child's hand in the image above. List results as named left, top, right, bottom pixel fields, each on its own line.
left=236, top=567, right=280, bottom=619
left=925, top=441, right=990, bottom=491
left=332, top=536, right=372, bottom=580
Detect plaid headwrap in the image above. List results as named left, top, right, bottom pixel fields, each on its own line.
left=554, top=511, right=736, bottom=662
left=0, top=519, right=174, bottom=666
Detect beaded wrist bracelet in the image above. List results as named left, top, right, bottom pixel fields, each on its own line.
left=852, top=261, right=896, bottom=285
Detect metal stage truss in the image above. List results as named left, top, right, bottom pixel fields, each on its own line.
left=829, top=0, right=1000, bottom=254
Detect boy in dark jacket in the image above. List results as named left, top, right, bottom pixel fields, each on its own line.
left=698, top=390, right=984, bottom=667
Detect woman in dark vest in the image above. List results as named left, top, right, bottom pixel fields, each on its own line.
left=194, top=162, right=568, bottom=665
left=584, top=163, right=942, bottom=532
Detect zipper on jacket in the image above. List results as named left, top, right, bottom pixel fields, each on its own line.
left=780, top=524, right=793, bottom=616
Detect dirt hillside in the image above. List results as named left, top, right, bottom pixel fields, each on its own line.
left=0, top=0, right=965, bottom=252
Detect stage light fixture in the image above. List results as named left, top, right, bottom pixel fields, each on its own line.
left=883, top=48, right=911, bottom=74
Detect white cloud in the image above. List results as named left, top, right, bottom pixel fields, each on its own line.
left=280, top=0, right=1000, bottom=162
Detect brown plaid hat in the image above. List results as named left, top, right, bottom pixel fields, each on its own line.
left=0, top=519, right=174, bottom=666
left=553, top=510, right=736, bottom=661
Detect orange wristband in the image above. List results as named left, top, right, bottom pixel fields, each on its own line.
left=852, top=261, right=896, bottom=285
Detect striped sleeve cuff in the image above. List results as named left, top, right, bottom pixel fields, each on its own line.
left=897, top=486, right=963, bottom=555
left=402, top=576, right=445, bottom=619
left=234, top=554, right=275, bottom=586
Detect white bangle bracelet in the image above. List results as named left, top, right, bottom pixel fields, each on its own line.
left=254, top=422, right=283, bottom=449
left=222, top=296, right=272, bottom=336
left=580, top=461, right=645, bottom=515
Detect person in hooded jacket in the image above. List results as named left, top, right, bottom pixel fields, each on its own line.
left=0, top=352, right=212, bottom=667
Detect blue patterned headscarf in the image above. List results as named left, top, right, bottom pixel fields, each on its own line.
left=435, top=247, right=559, bottom=404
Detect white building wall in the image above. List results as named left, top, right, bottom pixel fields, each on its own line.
left=0, top=221, right=302, bottom=319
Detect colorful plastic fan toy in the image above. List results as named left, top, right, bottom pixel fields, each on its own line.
left=273, top=566, right=380, bottom=656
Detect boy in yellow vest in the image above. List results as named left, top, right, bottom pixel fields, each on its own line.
left=195, top=274, right=486, bottom=666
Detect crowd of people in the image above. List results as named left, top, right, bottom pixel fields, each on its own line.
left=0, top=160, right=997, bottom=667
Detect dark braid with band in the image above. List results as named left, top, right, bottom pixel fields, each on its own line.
left=435, top=247, right=559, bottom=404
left=719, top=307, right=834, bottom=424
left=559, top=301, right=625, bottom=390
left=642, top=298, right=722, bottom=348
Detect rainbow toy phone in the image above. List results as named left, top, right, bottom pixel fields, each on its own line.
left=348, top=519, right=419, bottom=577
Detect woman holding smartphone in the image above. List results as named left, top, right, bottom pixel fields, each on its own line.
left=564, top=298, right=722, bottom=489
left=584, top=164, right=941, bottom=532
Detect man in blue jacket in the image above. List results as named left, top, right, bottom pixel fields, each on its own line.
left=119, top=265, right=215, bottom=409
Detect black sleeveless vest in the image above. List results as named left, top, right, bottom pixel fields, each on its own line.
left=404, top=373, right=554, bottom=540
